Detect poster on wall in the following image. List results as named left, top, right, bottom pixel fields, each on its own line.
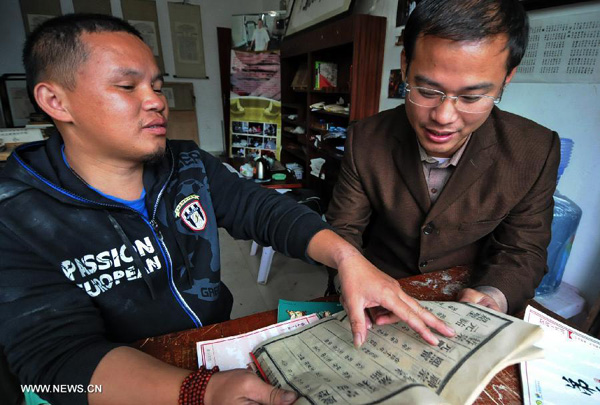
left=19, top=0, right=61, bottom=34
left=129, top=20, right=160, bottom=56
left=286, top=0, right=353, bottom=37
left=168, top=2, right=207, bottom=79
left=388, top=69, right=406, bottom=99
left=72, top=0, right=112, bottom=15
left=229, top=50, right=281, bottom=160
left=513, top=10, right=600, bottom=83
left=0, top=75, right=36, bottom=127
left=27, top=14, right=54, bottom=31
left=396, top=0, right=422, bottom=27
left=231, top=12, right=288, bottom=52
left=121, top=0, right=165, bottom=73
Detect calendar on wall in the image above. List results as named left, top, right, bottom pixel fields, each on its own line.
left=513, top=10, right=600, bottom=83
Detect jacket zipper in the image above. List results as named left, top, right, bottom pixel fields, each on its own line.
left=146, top=148, right=202, bottom=328
left=148, top=217, right=202, bottom=328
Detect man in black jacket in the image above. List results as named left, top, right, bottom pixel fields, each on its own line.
left=0, top=14, right=453, bottom=405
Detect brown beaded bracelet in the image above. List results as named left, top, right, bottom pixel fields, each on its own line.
left=178, top=365, right=220, bottom=405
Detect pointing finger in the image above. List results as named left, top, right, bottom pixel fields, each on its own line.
left=344, top=298, right=367, bottom=348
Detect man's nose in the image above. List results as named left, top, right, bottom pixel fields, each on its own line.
left=142, top=88, right=166, bottom=112
left=431, top=97, right=459, bottom=125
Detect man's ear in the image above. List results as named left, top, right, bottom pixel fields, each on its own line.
left=504, top=66, right=518, bottom=86
left=33, top=82, right=74, bottom=123
left=400, top=49, right=408, bottom=82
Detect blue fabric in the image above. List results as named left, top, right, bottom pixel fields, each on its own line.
left=61, top=145, right=149, bottom=218
left=96, top=188, right=148, bottom=218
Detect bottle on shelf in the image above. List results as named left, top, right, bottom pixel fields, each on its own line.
left=535, top=138, right=582, bottom=296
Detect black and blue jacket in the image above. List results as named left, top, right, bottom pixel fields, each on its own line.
left=0, top=133, right=328, bottom=404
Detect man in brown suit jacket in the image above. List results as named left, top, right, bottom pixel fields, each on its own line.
left=327, top=0, right=560, bottom=315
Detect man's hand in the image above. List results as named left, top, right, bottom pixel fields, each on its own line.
left=307, top=230, right=455, bottom=348
left=205, top=369, right=297, bottom=405
left=337, top=252, right=455, bottom=347
left=457, top=288, right=501, bottom=312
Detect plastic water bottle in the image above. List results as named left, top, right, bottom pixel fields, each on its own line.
left=536, top=138, right=582, bottom=295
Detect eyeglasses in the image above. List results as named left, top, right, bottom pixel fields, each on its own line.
left=405, top=83, right=503, bottom=114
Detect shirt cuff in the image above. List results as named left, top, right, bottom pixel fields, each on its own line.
left=474, top=286, right=508, bottom=313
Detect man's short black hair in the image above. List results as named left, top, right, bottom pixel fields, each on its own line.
left=403, top=0, right=529, bottom=73
left=23, top=13, right=142, bottom=93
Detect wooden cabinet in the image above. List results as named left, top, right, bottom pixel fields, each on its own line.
left=280, top=14, right=386, bottom=207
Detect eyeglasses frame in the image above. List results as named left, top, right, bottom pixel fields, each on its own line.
left=405, top=83, right=505, bottom=114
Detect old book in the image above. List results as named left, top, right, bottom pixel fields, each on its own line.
left=314, top=61, right=337, bottom=90
left=291, top=65, right=310, bottom=91
left=251, top=301, right=544, bottom=405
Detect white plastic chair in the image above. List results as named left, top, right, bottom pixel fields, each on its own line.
left=250, top=242, right=275, bottom=284
left=222, top=161, right=278, bottom=284
left=250, top=188, right=291, bottom=284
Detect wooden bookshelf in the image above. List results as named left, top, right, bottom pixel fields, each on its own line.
left=279, top=14, right=386, bottom=206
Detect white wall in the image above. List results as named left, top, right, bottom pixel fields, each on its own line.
left=358, top=0, right=600, bottom=307
left=0, top=0, right=280, bottom=153
left=502, top=81, right=600, bottom=305
left=502, top=3, right=600, bottom=307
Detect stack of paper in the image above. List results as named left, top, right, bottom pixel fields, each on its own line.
left=196, top=314, right=319, bottom=370
left=521, top=306, right=600, bottom=404
left=310, top=158, right=325, bottom=179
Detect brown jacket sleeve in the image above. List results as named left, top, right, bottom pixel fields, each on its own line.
left=325, top=125, right=372, bottom=253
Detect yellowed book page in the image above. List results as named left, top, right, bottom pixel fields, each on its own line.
left=252, top=302, right=543, bottom=405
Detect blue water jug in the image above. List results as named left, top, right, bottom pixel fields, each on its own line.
left=535, top=138, right=582, bottom=295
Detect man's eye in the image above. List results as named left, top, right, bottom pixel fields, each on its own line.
left=118, top=85, right=134, bottom=90
left=153, top=87, right=163, bottom=94
left=459, top=95, right=483, bottom=103
left=417, top=88, right=440, bottom=98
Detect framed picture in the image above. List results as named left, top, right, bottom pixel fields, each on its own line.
left=388, top=69, right=406, bottom=99
left=286, top=0, right=354, bottom=37
left=19, top=0, right=61, bottom=35
left=396, top=0, right=422, bottom=27
left=0, top=74, right=36, bottom=127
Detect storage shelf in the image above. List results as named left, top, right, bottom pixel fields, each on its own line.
left=231, top=146, right=278, bottom=152
left=282, top=145, right=307, bottom=160
left=311, top=109, right=350, bottom=118
left=282, top=103, right=304, bottom=109
left=311, top=88, right=350, bottom=95
left=232, top=132, right=277, bottom=138
left=308, top=144, right=343, bottom=161
left=280, top=14, right=386, bottom=209
left=282, top=131, right=307, bottom=145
